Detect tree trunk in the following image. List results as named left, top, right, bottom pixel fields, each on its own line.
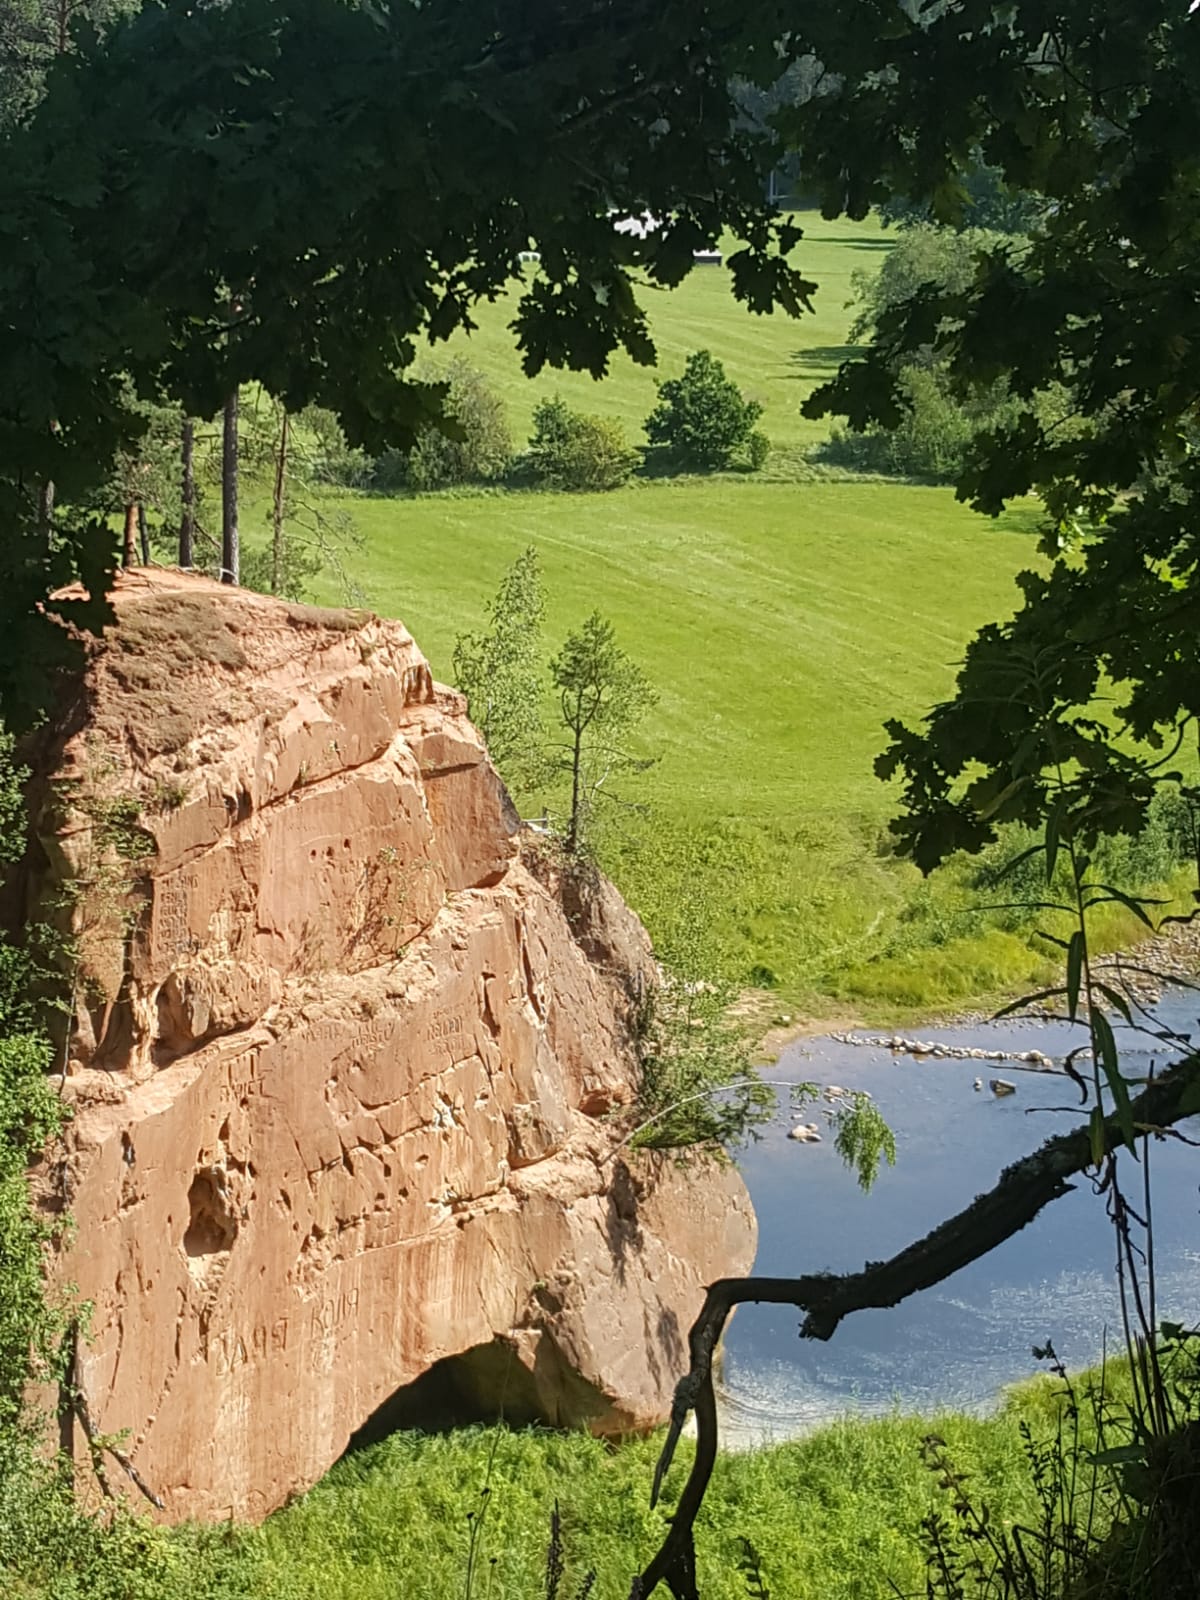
left=121, top=503, right=137, bottom=569
left=37, top=479, right=55, bottom=546
left=221, top=390, right=239, bottom=585
left=179, top=417, right=195, bottom=569
left=138, top=502, right=149, bottom=566
left=271, top=407, right=289, bottom=595
left=567, top=716, right=584, bottom=853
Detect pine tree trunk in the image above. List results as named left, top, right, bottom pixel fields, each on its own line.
left=221, top=390, right=239, bottom=585
left=271, top=408, right=289, bottom=595
left=138, top=503, right=150, bottom=565
left=121, top=503, right=138, bottom=569
left=179, top=417, right=195, bottom=569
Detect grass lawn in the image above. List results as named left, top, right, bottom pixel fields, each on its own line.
left=310, top=478, right=1039, bottom=831
left=304, top=209, right=1041, bottom=836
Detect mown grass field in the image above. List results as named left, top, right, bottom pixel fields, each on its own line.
left=312, top=479, right=1037, bottom=829
left=285, top=212, right=1178, bottom=1018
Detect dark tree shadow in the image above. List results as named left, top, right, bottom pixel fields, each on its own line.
left=605, top=1159, right=644, bottom=1287
left=781, top=343, right=859, bottom=384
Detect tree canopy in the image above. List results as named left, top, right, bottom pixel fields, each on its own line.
left=0, top=0, right=812, bottom=726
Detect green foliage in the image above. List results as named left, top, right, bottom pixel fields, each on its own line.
left=0, top=0, right=135, bottom=129
left=14, top=1369, right=1121, bottom=1600
left=528, top=397, right=638, bottom=492
left=914, top=1337, right=1200, bottom=1600
left=878, top=155, right=1045, bottom=235
left=820, top=227, right=1025, bottom=483
left=846, top=225, right=1016, bottom=349
left=548, top=612, right=656, bottom=853
left=295, top=405, right=371, bottom=490
left=0, top=1032, right=65, bottom=1436
left=376, top=361, right=513, bottom=493
left=0, top=731, right=66, bottom=1444
left=240, top=537, right=321, bottom=603
left=832, top=1093, right=896, bottom=1193
left=744, top=430, right=770, bottom=472
left=821, top=364, right=998, bottom=483
left=628, top=848, right=772, bottom=1154
left=227, top=391, right=366, bottom=602
left=644, top=350, right=764, bottom=472
left=453, top=546, right=547, bottom=792
left=0, top=1356, right=1181, bottom=1600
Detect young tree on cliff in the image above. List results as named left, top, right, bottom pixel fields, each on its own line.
left=549, top=613, right=655, bottom=855
left=236, top=392, right=365, bottom=603
left=453, top=545, right=547, bottom=795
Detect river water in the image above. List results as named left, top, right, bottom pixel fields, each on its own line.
left=718, top=994, right=1200, bottom=1444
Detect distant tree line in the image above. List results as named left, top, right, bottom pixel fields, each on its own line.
left=371, top=348, right=770, bottom=495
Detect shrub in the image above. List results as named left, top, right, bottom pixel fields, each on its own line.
left=744, top=429, right=770, bottom=471
left=296, top=404, right=372, bottom=488
left=820, top=362, right=1016, bottom=483
left=373, top=359, right=512, bottom=491
left=644, top=349, right=764, bottom=471
left=240, top=540, right=321, bottom=603
left=528, top=397, right=639, bottom=490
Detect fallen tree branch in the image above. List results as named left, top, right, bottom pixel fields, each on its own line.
left=64, top=1324, right=164, bottom=1511
left=630, top=1049, right=1200, bottom=1600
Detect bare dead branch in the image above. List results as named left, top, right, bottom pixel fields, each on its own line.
left=65, top=1324, right=164, bottom=1511
left=631, top=1049, right=1200, bottom=1600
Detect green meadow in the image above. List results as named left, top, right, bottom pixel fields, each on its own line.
left=287, top=213, right=1172, bottom=1020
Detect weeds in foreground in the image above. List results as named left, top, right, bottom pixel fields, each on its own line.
left=907, top=1331, right=1200, bottom=1600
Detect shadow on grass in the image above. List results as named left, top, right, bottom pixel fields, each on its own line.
left=776, top=343, right=859, bottom=383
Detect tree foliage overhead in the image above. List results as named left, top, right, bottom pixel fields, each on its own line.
left=0, top=0, right=813, bottom=728
left=877, top=148, right=1045, bottom=235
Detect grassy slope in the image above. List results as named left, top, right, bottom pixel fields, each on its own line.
left=372, top=214, right=887, bottom=451
left=314, top=479, right=1036, bottom=830
left=288, top=213, right=1173, bottom=1017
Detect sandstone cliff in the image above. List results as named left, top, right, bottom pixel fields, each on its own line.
left=26, top=571, right=755, bottom=1522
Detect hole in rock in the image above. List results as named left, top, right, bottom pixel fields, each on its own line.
left=343, top=1336, right=609, bottom=1455
left=183, top=1169, right=236, bottom=1260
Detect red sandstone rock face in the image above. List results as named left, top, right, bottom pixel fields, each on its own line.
left=31, top=571, right=755, bottom=1523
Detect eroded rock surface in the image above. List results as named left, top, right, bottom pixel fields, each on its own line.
left=27, top=571, right=754, bottom=1522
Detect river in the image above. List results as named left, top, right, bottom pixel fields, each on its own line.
left=718, top=993, right=1200, bottom=1445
